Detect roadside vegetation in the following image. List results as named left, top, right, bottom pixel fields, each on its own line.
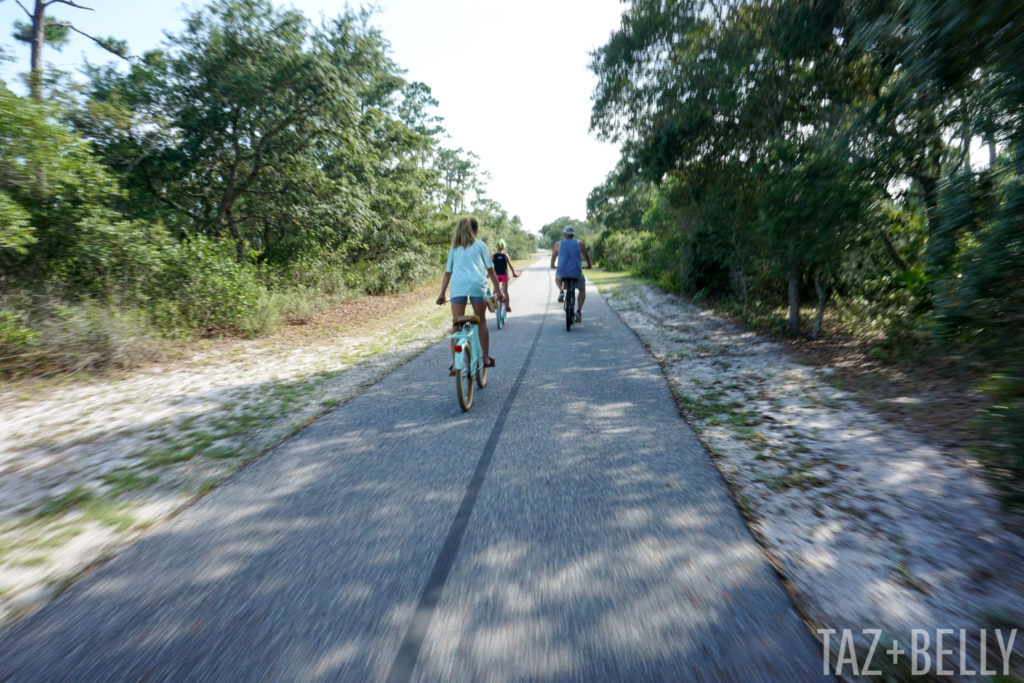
left=581, top=2, right=1024, bottom=501
left=0, top=0, right=535, bottom=381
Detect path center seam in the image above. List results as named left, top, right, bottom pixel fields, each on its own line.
left=385, top=268, right=552, bottom=683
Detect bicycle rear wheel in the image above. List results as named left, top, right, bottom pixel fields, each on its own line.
left=476, top=353, right=487, bottom=387
left=456, top=348, right=473, bottom=410
left=497, top=301, right=505, bottom=329
left=565, top=287, right=575, bottom=331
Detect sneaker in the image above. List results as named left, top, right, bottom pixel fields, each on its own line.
left=575, top=311, right=582, bottom=323
left=557, top=291, right=564, bottom=303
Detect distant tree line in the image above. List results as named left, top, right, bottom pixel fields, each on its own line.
left=537, top=217, right=602, bottom=249
left=588, top=0, right=1024, bottom=491
left=0, top=0, right=535, bottom=374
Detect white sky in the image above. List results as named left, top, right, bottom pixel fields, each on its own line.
left=0, top=0, right=625, bottom=233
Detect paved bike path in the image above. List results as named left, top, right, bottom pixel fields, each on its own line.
left=0, top=260, right=823, bottom=681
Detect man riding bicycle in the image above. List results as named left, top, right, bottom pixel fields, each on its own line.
left=550, top=225, right=592, bottom=323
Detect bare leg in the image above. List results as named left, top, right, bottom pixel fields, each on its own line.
left=471, top=301, right=490, bottom=361
left=578, top=286, right=586, bottom=312
left=501, top=280, right=511, bottom=310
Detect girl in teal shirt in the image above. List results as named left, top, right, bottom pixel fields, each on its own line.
left=436, top=216, right=503, bottom=373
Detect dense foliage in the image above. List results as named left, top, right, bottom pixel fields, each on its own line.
left=537, top=217, right=602, bottom=249
left=589, top=0, right=1024, bottom=491
left=0, top=0, right=534, bottom=375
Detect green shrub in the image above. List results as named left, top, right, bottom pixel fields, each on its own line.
left=979, top=369, right=1024, bottom=506
left=235, top=291, right=286, bottom=338
left=150, top=236, right=265, bottom=334
left=594, top=231, right=652, bottom=272
left=345, top=251, right=435, bottom=295
left=269, top=252, right=352, bottom=298
left=0, top=297, right=165, bottom=375
left=0, top=310, right=39, bottom=346
left=234, top=287, right=327, bottom=337
left=0, top=309, right=41, bottom=373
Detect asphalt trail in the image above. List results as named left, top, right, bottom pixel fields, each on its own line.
left=0, top=260, right=824, bottom=681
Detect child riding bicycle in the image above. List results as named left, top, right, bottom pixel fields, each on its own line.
left=491, top=239, right=518, bottom=312
left=436, top=216, right=503, bottom=374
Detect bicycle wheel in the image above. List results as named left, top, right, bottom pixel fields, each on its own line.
left=565, top=287, right=574, bottom=331
left=475, top=353, right=488, bottom=387
left=497, top=301, right=505, bottom=329
left=456, top=347, right=473, bottom=410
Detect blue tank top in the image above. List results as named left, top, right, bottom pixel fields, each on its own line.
left=556, top=238, right=583, bottom=279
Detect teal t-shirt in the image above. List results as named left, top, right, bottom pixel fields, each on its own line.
left=446, top=240, right=491, bottom=299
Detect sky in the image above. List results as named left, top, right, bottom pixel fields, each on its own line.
left=0, top=0, right=626, bottom=234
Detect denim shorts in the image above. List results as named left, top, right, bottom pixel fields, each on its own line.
left=450, top=295, right=485, bottom=304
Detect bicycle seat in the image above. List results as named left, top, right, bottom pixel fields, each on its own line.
left=454, top=315, right=479, bottom=325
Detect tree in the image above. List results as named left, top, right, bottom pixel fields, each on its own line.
left=472, top=198, right=536, bottom=259
left=78, top=0, right=363, bottom=260
left=590, top=0, right=880, bottom=334
left=538, top=217, right=601, bottom=249
left=433, top=147, right=488, bottom=215
left=0, top=82, right=148, bottom=293
left=12, top=0, right=127, bottom=101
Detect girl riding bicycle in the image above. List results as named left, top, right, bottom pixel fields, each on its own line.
left=491, top=239, right=518, bottom=312
left=436, top=216, right=503, bottom=375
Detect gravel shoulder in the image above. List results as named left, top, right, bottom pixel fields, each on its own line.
left=592, top=270, right=1024, bottom=676
left=0, top=282, right=457, bottom=629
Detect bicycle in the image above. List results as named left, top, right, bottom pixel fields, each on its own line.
left=496, top=296, right=507, bottom=329
left=562, top=277, right=577, bottom=331
left=448, top=290, right=497, bottom=410
left=495, top=275, right=515, bottom=330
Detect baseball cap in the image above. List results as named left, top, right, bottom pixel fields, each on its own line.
left=563, top=225, right=575, bottom=236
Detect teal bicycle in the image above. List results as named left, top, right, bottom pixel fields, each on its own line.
left=452, top=313, right=487, bottom=411
left=495, top=295, right=508, bottom=329
left=449, top=293, right=497, bottom=410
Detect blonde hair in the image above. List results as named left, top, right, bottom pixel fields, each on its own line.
left=451, top=216, right=479, bottom=248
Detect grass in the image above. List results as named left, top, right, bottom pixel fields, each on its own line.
left=103, top=468, right=160, bottom=496
left=31, top=486, right=94, bottom=519
left=28, top=486, right=136, bottom=533
left=676, top=391, right=742, bottom=422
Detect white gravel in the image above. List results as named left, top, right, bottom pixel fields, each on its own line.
left=599, top=279, right=1024, bottom=674
left=0, top=318, right=449, bottom=627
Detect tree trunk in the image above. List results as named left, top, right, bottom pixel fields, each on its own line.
left=29, top=0, right=45, bottom=102
left=788, top=271, right=801, bottom=336
left=738, top=267, right=749, bottom=313
left=917, top=173, right=940, bottom=242
left=223, top=204, right=246, bottom=262
left=812, top=273, right=828, bottom=340
left=787, top=236, right=801, bottom=336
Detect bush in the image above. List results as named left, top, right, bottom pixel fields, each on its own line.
left=345, top=250, right=437, bottom=295
left=0, top=297, right=165, bottom=376
left=979, top=369, right=1024, bottom=507
left=234, top=288, right=325, bottom=337
left=594, top=230, right=652, bottom=272
left=150, top=236, right=265, bottom=334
